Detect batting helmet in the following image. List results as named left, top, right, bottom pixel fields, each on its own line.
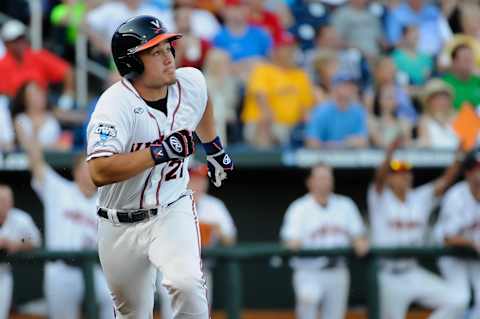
left=111, top=15, right=182, bottom=77
left=463, top=147, right=480, bottom=172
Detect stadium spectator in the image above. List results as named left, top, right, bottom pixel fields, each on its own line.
left=305, top=73, right=368, bottom=149
left=246, top=0, right=284, bottom=42
left=86, top=0, right=173, bottom=57
left=0, top=96, right=14, bottom=152
left=435, top=148, right=480, bottom=319
left=365, top=56, right=417, bottom=124
left=417, top=79, right=459, bottom=150
left=0, top=184, right=41, bottom=319
left=158, top=163, right=237, bottom=319
left=439, top=2, right=480, bottom=72
left=17, top=128, right=112, bottom=319
left=280, top=163, right=368, bottom=319
left=311, top=50, right=338, bottom=103
left=213, top=0, right=272, bottom=82
left=442, top=44, right=480, bottom=110
left=391, top=25, right=433, bottom=87
left=173, top=5, right=211, bottom=69
left=173, top=0, right=221, bottom=40
left=331, top=0, right=383, bottom=59
left=385, top=0, right=452, bottom=56
left=305, top=25, right=370, bottom=91
left=368, top=84, right=412, bottom=148
left=0, top=20, right=74, bottom=109
left=242, top=32, right=314, bottom=148
left=11, top=82, right=64, bottom=150
left=204, top=49, right=240, bottom=143
left=369, top=137, right=465, bottom=319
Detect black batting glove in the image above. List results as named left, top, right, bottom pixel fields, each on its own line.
left=150, top=130, right=195, bottom=165
left=202, top=136, right=233, bottom=187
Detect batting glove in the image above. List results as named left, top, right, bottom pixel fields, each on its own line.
left=202, top=136, right=233, bottom=187
left=150, top=130, right=195, bottom=165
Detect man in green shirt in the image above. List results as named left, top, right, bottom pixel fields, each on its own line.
left=442, top=43, right=480, bottom=110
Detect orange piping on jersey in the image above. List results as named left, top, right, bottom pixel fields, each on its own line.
left=191, top=195, right=211, bottom=318
left=139, top=169, right=154, bottom=209
left=121, top=79, right=141, bottom=99
left=170, top=81, right=182, bottom=131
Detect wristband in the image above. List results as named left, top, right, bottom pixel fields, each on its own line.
left=202, top=136, right=223, bottom=155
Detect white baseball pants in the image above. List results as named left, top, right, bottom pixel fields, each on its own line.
left=379, top=265, right=465, bottom=319
left=292, top=266, right=349, bottom=319
left=44, top=262, right=113, bottom=319
left=97, top=195, right=209, bottom=319
left=158, top=269, right=213, bottom=319
left=438, top=257, right=480, bottom=319
left=0, top=270, right=13, bottom=319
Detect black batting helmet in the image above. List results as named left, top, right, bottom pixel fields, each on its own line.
left=463, top=147, right=480, bottom=172
left=111, top=15, right=182, bottom=77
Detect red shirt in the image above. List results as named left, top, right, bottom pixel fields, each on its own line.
left=178, top=39, right=211, bottom=70
left=0, top=47, right=70, bottom=97
left=249, top=10, right=284, bottom=43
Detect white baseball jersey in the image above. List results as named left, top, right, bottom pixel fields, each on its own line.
left=196, top=194, right=236, bottom=246
left=0, top=208, right=41, bottom=270
left=86, top=67, right=208, bottom=210
left=280, top=194, right=366, bottom=269
left=368, top=183, right=437, bottom=248
left=32, top=166, right=98, bottom=250
left=436, top=181, right=480, bottom=244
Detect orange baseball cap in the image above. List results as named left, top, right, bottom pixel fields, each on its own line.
left=389, top=160, right=412, bottom=173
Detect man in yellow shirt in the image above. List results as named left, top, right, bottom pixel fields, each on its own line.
left=242, top=32, right=315, bottom=148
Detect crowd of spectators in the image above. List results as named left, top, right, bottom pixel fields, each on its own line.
left=1, top=0, right=480, bottom=152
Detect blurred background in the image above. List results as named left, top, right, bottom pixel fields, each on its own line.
left=1, top=0, right=480, bottom=318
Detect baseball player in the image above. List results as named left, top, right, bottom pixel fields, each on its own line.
left=86, top=15, right=233, bottom=319
left=158, top=163, right=237, bottom=319
left=0, top=184, right=41, bottom=319
left=369, top=137, right=464, bottom=319
left=280, top=163, right=369, bottom=319
left=434, top=148, right=480, bottom=319
left=16, top=127, right=112, bottom=319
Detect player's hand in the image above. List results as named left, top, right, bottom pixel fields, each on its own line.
left=202, top=136, right=234, bottom=187
left=150, top=130, right=195, bottom=165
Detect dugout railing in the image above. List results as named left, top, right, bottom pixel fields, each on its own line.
left=1, top=245, right=477, bottom=319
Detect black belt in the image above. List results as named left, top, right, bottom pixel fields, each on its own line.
left=97, top=208, right=158, bottom=223
left=97, top=194, right=190, bottom=223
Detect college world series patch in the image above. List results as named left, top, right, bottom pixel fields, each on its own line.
left=94, top=123, right=118, bottom=141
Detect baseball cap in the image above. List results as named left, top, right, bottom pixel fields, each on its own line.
left=463, top=148, right=480, bottom=171
left=189, top=163, right=208, bottom=177
left=1, top=20, right=26, bottom=42
left=421, top=79, right=453, bottom=109
left=389, top=160, right=412, bottom=173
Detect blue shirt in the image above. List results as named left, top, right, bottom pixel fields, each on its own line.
left=306, top=101, right=367, bottom=143
left=386, top=3, right=446, bottom=55
left=213, top=26, right=272, bottom=62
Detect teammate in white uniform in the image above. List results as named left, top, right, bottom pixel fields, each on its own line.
left=86, top=15, right=233, bottom=319
left=158, top=163, right=237, bottom=319
left=435, top=148, right=480, bottom=319
left=0, top=184, right=41, bottom=319
left=16, top=127, right=112, bottom=319
left=369, top=138, right=464, bottom=319
left=280, top=163, right=369, bottom=319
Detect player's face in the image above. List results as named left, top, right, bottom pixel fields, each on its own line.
left=0, top=186, right=13, bottom=223
left=307, top=166, right=333, bottom=196
left=188, top=175, right=208, bottom=196
left=387, top=171, right=413, bottom=192
left=139, top=41, right=177, bottom=88
left=74, top=162, right=97, bottom=197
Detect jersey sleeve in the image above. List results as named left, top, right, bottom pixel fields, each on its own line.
left=214, top=201, right=237, bottom=239
left=178, top=67, right=208, bottom=111
left=437, top=188, right=464, bottom=239
left=344, top=198, right=366, bottom=238
left=15, top=210, right=42, bottom=247
left=31, top=165, right=68, bottom=204
left=86, top=94, right=132, bottom=160
left=280, top=201, right=303, bottom=242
